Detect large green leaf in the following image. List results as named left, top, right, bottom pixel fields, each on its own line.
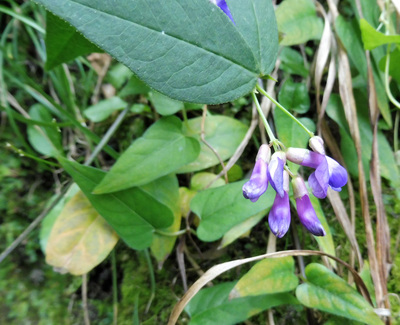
left=227, top=0, right=278, bottom=75
left=177, top=115, right=247, bottom=173
left=27, top=104, right=63, bottom=157
left=296, top=263, right=383, bottom=325
left=34, top=0, right=278, bottom=104
left=275, top=0, right=323, bottom=46
left=94, top=117, right=200, bottom=194
left=186, top=281, right=298, bottom=325
left=45, top=12, right=101, bottom=70
left=191, top=181, right=274, bottom=241
left=230, top=257, right=298, bottom=298
left=58, top=158, right=175, bottom=250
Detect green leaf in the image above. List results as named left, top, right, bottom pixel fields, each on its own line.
left=58, top=158, right=175, bottom=250
left=177, top=115, right=248, bottom=173
left=94, top=117, right=200, bottom=194
left=219, top=211, right=265, bottom=248
left=191, top=181, right=274, bottom=241
left=230, top=257, right=298, bottom=298
left=274, top=108, right=315, bottom=173
left=148, top=91, right=184, bottom=116
left=27, top=104, right=63, bottom=157
left=186, top=282, right=298, bottom=325
left=278, top=79, right=310, bottom=114
left=227, top=0, right=279, bottom=76
left=35, top=0, right=268, bottom=104
left=308, top=195, right=337, bottom=269
left=83, top=97, right=127, bottom=122
left=360, top=19, right=400, bottom=50
left=40, top=183, right=81, bottom=252
left=150, top=174, right=181, bottom=264
left=45, top=191, right=119, bottom=275
left=119, top=75, right=150, bottom=98
left=296, top=263, right=383, bottom=325
left=190, top=172, right=225, bottom=191
left=279, top=47, right=309, bottom=77
left=45, top=12, right=101, bottom=70
left=275, top=0, right=323, bottom=46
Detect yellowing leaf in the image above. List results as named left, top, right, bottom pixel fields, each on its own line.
left=230, top=257, right=298, bottom=298
left=45, top=191, right=118, bottom=275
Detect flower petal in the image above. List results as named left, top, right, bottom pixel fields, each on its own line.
left=327, top=156, right=348, bottom=189
left=309, top=157, right=329, bottom=198
left=242, top=158, right=268, bottom=201
left=286, top=148, right=324, bottom=169
left=308, top=172, right=327, bottom=199
left=214, top=0, right=234, bottom=22
left=268, top=192, right=291, bottom=238
left=296, top=195, right=326, bottom=236
left=268, top=156, right=285, bottom=198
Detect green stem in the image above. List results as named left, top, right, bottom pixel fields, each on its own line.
left=256, top=84, right=314, bottom=138
left=251, top=91, right=277, bottom=147
left=5, top=142, right=59, bottom=168
left=394, top=111, right=399, bottom=152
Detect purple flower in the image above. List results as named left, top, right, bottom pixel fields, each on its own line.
left=210, top=0, right=234, bottom=22
left=292, top=177, right=326, bottom=236
left=242, top=144, right=271, bottom=202
left=286, top=147, right=347, bottom=199
left=268, top=171, right=291, bottom=238
left=268, top=151, right=286, bottom=198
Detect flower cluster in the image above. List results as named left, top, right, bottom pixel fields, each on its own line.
left=242, top=136, right=347, bottom=237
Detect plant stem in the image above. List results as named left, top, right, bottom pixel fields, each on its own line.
left=251, top=91, right=277, bottom=148
left=143, top=249, right=156, bottom=314
left=256, top=84, right=314, bottom=138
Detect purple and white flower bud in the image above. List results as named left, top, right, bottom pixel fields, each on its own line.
left=309, top=136, right=325, bottom=155
left=268, top=171, right=290, bottom=238
left=268, top=151, right=286, bottom=198
left=242, top=145, right=271, bottom=202
left=292, top=177, right=326, bottom=236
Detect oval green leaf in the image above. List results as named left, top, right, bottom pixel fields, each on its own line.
left=34, top=0, right=263, bottom=104
left=177, top=115, right=247, bottom=173
left=58, top=157, right=175, bottom=250
left=94, top=116, right=200, bottom=194
left=230, top=257, right=299, bottom=298
left=296, top=263, right=383, bottom=325
left=191, top=180, right=274, bottom=241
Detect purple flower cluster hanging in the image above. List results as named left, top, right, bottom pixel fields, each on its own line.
left=242, top=136, right=347, bottom=237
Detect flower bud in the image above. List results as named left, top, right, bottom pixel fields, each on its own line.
left=292, top=177, right=326, bottom=236
left=268, top=171, right=290, bottom=238
left=309, top=136, right=325, bottom=155
left=268, top=151, right=286, bottom=198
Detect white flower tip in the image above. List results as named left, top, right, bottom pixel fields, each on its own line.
left=256, top=144, right=271, bottom=163
left=309, top=136, right=325, bottom=155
